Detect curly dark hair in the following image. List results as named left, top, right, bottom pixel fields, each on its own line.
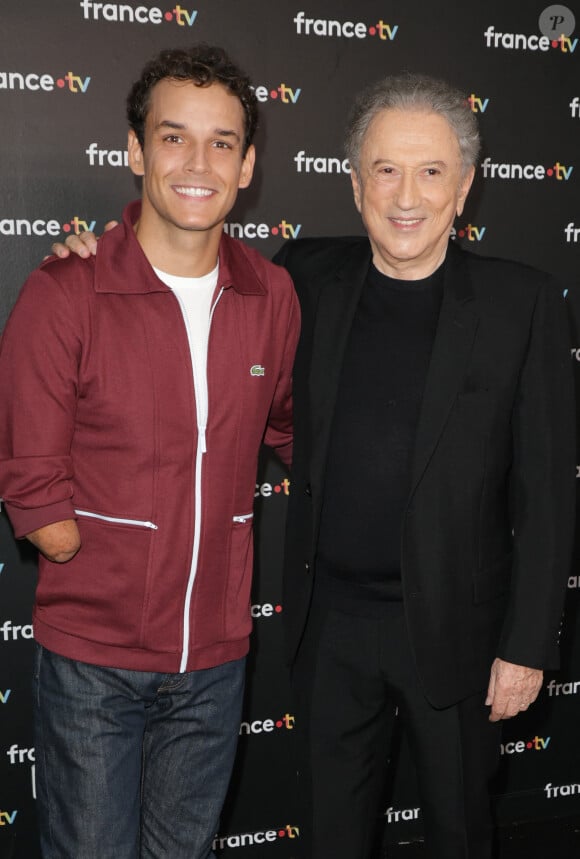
left=127, top=44, right=258, bottom=155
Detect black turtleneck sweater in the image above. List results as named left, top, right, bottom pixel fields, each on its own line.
left=316, top=260, right=444, bottom=606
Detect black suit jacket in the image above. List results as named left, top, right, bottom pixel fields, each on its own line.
left=274, top=237, right=575, bottom=708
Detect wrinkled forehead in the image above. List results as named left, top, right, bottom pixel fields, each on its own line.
left=360, top=107, right=463, bottom=163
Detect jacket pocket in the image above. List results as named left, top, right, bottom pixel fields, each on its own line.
left=232, top=512, right=254, bottom=524
left=74, top=509, right=158, bottom=530
left=473, top=553, right=512, bottom=604
left=36, top=511, right=156, bottom=648
left=224, top=514, right=254, bottom=639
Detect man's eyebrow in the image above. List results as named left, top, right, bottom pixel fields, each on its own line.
left=155, top=120, right=241, bottom=142
left=371, top=158, right=449, bottom=168
left=156, top=120, right=186, bottom=131
left=213, top=127, right=241, bottom=142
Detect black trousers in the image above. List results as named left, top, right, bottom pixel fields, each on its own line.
left=292, top=592, right=501, bottom=859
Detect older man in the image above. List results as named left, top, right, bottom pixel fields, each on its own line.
left=274, top=74, right=575, bottom=858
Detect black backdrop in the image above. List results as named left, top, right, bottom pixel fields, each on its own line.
left=1, top=2, right=579, bottom=856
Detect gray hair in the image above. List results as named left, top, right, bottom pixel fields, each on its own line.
left=345, top=72, right=481, bottom=177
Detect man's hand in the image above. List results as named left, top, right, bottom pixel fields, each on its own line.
left=26, top=519, right=81, bottom=563
left=486, top=657, right=543, bottom=722
left=50, top=220, right=119, bottom=259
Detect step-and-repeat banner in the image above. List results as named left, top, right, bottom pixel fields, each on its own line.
left=1, top=2, right=579, bottom=856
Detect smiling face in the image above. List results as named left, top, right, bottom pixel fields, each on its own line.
left=128, top=78, right=255, bottom=263
left=351, top=108, right=475, bottom=280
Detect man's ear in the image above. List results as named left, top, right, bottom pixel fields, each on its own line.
left=350, top=167, right=362, bottom=214
left=127, top=130, right=145, bottom=178
left=456, top=165, right=475, bottom=217
left=238, top=144, right=256, bottom=189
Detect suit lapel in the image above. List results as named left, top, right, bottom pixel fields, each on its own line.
left=309, top=240, right=371, bottom=490
left=410, top=244, right=479, bottom=495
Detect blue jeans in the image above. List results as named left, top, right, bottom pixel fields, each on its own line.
left=33, top=645, right=245, bottom=859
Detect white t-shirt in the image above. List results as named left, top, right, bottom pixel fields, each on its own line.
left=154, top=263, right=219, bottom=451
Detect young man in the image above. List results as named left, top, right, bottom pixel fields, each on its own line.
left=0, top=45, right=299, bottom=859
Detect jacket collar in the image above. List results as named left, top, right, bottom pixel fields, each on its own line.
left=307, top=239, right=372, bottom=494
left=327, top=235, right=474, bottom=298
left=314, top=235, right=475, bottom=301
left=94, top=200, right=266, bottom=296
left=307, top=236, right=478, bottom=498
left=409, top=240, right=479, bottom=495
left=309, top=237, right=475, bottom=401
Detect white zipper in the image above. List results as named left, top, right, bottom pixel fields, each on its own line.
left=179, top=286, right=225, bottom=673
left=232, top=513, right=254, bottom=524
left=74, top=509, right=158, bottom=530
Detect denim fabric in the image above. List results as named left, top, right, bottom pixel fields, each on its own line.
left=33, top=645, right=245, bottom=858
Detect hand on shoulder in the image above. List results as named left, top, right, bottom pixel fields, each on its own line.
left=48, top=220, right=119, bottom=259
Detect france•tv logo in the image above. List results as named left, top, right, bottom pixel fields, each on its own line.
left=239, top=712, right=295, bottom=735
left=451, top=224, right=486, bottom=242
left=500, top=734, right=551, bottom=755
left=466, top=94, right=489, bottom=114
left=250, top=602, right=283, bottom=618
left=485, top=5, right=578, bottom=54
left=0, top=811, right=17, bottom=827
left=0, top=620, right=33, bottom=640
left=483, top=27, right=577, bottom=54
left=213, top=824, right=299, bottom=850
left=565, top=223, right=580, bottom=243
left=224, top=220, right=301, bottom=241
left=481, top=158, right=573, bottom=181
left=0, top=70, right=90, bottom=93
left=79, top=2, right=198, bottom=26
left=63, top=216, right=97, bottom=235
left=293, top=12, right=398, bottom=41
left=253, top=83, right=302, bottom=105
left=0, top=215, right=96, bottom=237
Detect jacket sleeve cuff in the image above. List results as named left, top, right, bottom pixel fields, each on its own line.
left=5, top=499, right=77, bottom=540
